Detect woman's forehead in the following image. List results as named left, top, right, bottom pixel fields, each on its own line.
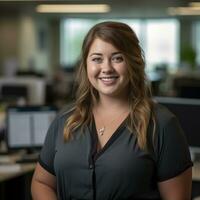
left=88, top=38, right=120, bottom=54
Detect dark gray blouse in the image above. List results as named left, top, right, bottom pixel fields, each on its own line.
left=39, top=103, right=193, bottom=200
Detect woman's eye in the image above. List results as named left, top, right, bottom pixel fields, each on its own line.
left=92, top=57, right=102, bottom=63
left=112, top=56, right=124, bottom=63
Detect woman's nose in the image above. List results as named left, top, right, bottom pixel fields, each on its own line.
left=102, top=60, right=114, bottom=73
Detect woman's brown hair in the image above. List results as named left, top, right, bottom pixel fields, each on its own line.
left=63, top=21, right=155, bottom=150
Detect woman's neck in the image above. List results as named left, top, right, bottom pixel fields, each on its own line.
left=96, top=95, right=130, bottom=112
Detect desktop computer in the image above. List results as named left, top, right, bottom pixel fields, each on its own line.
left=5, top=105, right=58, bottom=162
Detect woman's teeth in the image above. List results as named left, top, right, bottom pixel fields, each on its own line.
left=100, top=77, right=118, bottom=80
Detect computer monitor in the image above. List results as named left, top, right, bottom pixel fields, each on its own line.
left=1, top=84, right=28, bottom=103
left=155, top=96, right=200, bottom=158
left=0, top=77, right=46, bottom=105
left=6, top=105, right=58, bottom=152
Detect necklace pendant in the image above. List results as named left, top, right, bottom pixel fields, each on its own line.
left=98, top=127, right=105, bottom=136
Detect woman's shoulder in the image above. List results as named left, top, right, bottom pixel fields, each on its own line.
left=152, top=101, right=177, bottom=127
left=53, top=103, right=75, bottom=125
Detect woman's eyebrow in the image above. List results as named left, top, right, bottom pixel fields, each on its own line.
left=89, top=53, right=102, bottom=57
left=112, top=52, right=122, bottom=56
left=89, top=52, right=122, bottom=57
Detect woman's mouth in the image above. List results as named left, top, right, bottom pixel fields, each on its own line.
left=99, top=76, right=119, bottom=85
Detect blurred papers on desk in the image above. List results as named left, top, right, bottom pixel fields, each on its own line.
left=0, top=152, right=22, bottom=164
left=0, top=163, right=21, bottom=173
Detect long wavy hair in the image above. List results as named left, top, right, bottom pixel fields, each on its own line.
left=63, top=21, right=155, bottom=150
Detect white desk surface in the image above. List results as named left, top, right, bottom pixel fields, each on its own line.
left=193, top=161, right=200, bottom=181
left=0, top=163, right=35, bottom=182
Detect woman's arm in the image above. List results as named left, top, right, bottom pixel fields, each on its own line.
left=158, top=167, right=192, bottom=200
left=31, top=163, right=57, bottom=200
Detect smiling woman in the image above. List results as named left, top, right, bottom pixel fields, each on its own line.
left=32, top=21, right=192, bottom=200
left=86, top=38, right=129, bottom=98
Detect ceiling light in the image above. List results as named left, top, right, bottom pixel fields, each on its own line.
left=36, top=4, right=111, bottom=13
left=168, top=7, right=200, bottom=15
left=189, top=2, right=200, bottom=7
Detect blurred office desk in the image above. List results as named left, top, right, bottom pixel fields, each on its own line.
left=0, top=163, right=35, bottom=182
left=193, top=162, right=200, bottom=199
left=0, top=163, right=36, bottom=200
left=193, top=162, right=200, bottom=181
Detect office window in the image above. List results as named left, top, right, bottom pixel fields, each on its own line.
left=60, top=18, right=179, bottom=71
left=145, top=20, right=179, bottom=71
left=60, top=19, right=95, bottom=67
left=193, top=21, right=200, bottom=66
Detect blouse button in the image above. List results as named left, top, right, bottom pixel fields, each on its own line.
left=89, top=164, right=93, bottom=169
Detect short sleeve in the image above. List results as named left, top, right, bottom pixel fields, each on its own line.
left=38, top=116, right=59, bottom=175
left=155, top=115, right=193, bottom=182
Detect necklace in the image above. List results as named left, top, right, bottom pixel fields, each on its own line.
left=98, top=127, right=105, bottom=136
left=94, top=107, right=129, bottom=136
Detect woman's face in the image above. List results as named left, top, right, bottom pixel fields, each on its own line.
left=86, top=38, right=129, bottom=99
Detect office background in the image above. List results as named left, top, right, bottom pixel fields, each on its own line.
left=1, top=0, right=200, bottom=199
